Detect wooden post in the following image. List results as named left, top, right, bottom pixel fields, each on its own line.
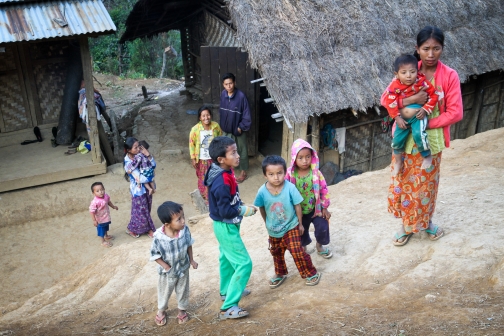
left=281, top=120, right=293, bottom=163
left=494, top=82, right=504, bottom=129
left=310, top=115, right=320, bottom=153
left=79, top=36, right=101, bottom=164
left=142, top=85, right=148, bottom=99
left=368, top=123, right=376, bottom=171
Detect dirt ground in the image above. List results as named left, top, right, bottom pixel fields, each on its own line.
left=1, top=75, right=503, bottom=335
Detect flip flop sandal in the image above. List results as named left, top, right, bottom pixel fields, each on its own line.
left=104, top=235, right=115, bottom=240
left=125, top=230, right=139, bottom=238
left=155, top=312, right=167, bottom=326
left=64, top=148, right=77, bottom=155
left=425, top=225, right=444, bottom=241
left=393, top=232, right=413, bottom=246
left=236, top=173, right=248, bottom=184
left=306, top=273, right=322, bottom=286
left=220, top=288, right=251, bottom=301
left=101, top=241, right=113, bottom=248
left=177, top=313, right=189, bottom=324
left=219, top=306, right=249, bottom=320
left=317, top=247, right=333, bottom=259
left=269, top=275, right=287, bottom=289
left=20, top=140, right=39, bottom=145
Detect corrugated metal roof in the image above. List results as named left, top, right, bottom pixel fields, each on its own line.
left=0, top=0, right=116, bottom=43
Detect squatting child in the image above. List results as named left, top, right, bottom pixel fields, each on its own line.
left=150, top=201, right=198, bottom=326
left=383, top=54, right=439, bottom=175
left=126, top=140, right=156, bottom=195
left=89, top=182, right=118, bottom=248
left=204, top=136, right=257, bottom=320
left=285, top=139, right=333, bottom=259
left=254, top=155, right=322, bottom=288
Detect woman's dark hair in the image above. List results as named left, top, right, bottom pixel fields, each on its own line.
left=414, top=26, right=445, bottom=60
left=262, top=155, right=286, bottom=175
left=124, top=137, right=138, bottom=182
left=222, top=73, right=235, bottom=83
left=394, top=54, right=418, bottom=72
left=124, top=137, right=138, bottom=154
left=198, top=105, right=213, bottom=120
left=157, top=201, right=183, bottom=224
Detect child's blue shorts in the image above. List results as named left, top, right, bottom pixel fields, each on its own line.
left=97, top=222, right=111, bottom=237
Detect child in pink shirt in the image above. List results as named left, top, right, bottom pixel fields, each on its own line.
left=89, top=182, right=119, bottom=247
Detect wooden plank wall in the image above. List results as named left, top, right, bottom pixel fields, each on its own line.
left=200, top=46, right=258, bottom=156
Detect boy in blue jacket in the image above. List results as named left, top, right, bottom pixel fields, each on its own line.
left=204, top=136, right=257, bottom=320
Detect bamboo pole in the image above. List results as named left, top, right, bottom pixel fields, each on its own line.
left=79, top=36, right=101, bottom=164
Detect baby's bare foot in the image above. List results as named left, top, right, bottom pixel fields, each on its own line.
left=392, top=160, right=403, bottom=176
left=421, top=156, right=433, bottom=170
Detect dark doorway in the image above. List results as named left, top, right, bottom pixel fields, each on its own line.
left=258, top=85, right=282, bottom=156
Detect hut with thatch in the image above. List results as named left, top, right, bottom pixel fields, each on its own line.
left=122, top=0, right=504, bottom=174
left=228, top=0, right=504, bottom=173
left=0, top=0, right=116, bottom=193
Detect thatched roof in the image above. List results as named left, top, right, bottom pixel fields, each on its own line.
left=228, top=0, right=504, bottom=123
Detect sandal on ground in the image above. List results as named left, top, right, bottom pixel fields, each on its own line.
left=64, top=148, right=77, bottom=155
left=219, top=306, right=249, bottom=320
left=177, top=313, right=189, bottom=324
left=426, top=225, right=444, bottom=241
left=317, top=247, right=333, bottom=259
left=220, top=288, right=251, bottom=301
left=269, top=275, right=287, bottom=289
left=125, top=230, right=139, bottom=238
left=101, top=241, right=113, bottom=248
left=155, top=312, right=167, bottom=326
left=104, top=235, right=114, bottom=240
left=306, top=273, right=322, bottom=286
left=236, top=172, right=248, bottom=184
left=393, top=232, right=413, bottom=246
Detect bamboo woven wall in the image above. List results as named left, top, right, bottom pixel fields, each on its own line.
left=0, top=45, right=32, bottom=132
left=0, top=40, right=71, bottom=133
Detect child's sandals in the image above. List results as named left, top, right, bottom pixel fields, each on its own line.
left=305, top=273, right=322, bottom=286
left=155, top=312, right=167, bottom=326
left=177, top=312, right=189, bottom=324
left=219, top=306, right=249, bottom=320
left=101, top=241, right=113, bottom=248
left=269, top=275, right=287, bottom=289
left=317, top=247, right=333, bottom=259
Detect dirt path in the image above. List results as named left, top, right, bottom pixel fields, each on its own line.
left=1, top=77, right=503, bottom=334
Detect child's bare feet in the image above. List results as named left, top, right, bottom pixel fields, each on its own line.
left=392, top=153, right=403, bottom=176
left=104, top=234, right=114, bottom=240
left=421, top=155, right=433, bottom=170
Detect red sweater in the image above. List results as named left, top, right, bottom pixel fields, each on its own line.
left=381, top=61, right=463, bottom=148
left=384, top=73, right=439, bottom=118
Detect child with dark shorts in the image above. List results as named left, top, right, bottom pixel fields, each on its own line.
left=89, top=182, right=118, bottom=247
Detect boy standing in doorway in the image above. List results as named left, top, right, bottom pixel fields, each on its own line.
left=219, top=73, right=251, bottom=183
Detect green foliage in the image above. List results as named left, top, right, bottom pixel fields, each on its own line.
left=90, top=0, right=183, bottom=79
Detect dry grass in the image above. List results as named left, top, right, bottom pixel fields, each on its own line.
left=228, top=0, right=504, bottom=122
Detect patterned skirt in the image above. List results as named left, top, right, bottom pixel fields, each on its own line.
left=388, top=145, right=442, bottom=234
left=127, top=193, right=156, bottom=235
left=195, top=159, right=212, bottom=201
